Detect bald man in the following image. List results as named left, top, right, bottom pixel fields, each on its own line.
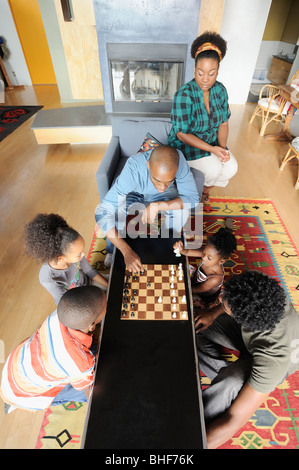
left=95, top=145, right=201, bottom=272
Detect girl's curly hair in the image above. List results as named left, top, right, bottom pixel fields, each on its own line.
left=24, top=213, right=80, bottom=263
left=191, top=31, right=227, bottom=64
left=222, top=271, right=286, bottom=332
left=207, top=227, right=236, bottom=258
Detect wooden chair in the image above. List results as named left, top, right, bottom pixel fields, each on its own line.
left=280, top=138, right=299, bottom=190
left=249, top=70, right=299, bottom=137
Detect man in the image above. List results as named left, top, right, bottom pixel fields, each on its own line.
left=194, top=270, right=299, bottom=449
left=95, top=145, right=201, bottom=272
left=1, top=286, right=107, bottom=412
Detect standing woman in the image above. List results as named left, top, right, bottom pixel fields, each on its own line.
left=167, top=32, right=237, bottom=203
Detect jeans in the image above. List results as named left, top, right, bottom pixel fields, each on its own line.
left=196, top=314, right=252, bottom=423
left=103, top=189, right=191, bottom=254
left=51, top=383, right=87, bottom=406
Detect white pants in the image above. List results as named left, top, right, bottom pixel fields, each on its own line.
left=187, top=151, right=238, bottom=188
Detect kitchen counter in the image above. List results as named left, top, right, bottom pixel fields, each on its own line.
left=273, top=54, right=294, bottom=64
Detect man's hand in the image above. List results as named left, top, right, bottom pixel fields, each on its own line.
left=123, top=247, right=144, bottom=273
left=194, top=302, right=225, bottom=331
left=194, top=309, right=216, bottom=331
left=106, top=227, right=143, bottom=273
left=141, top=202, right=159, bottom=225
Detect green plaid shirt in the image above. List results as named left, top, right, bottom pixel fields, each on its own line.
left=167, top=79, right=231, bottom=160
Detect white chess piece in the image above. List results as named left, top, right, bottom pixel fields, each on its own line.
left=182, top=311, right=187, bottom=319
left=172, top=312, right=177, bottom=319
left=172, top=297, right=176, bottom=303
left=170, top=283, right=174, bottom=289
left=174, top=248, right=181, bottom=257
left=158, top=296, right=162, bottom=303
left=182, top=295, right=186, bottom=303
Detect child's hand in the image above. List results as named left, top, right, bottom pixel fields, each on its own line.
left=173, top=241, right=184, bottom=252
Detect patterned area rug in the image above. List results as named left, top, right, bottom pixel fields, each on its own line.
left=0, top=105, right=43, bottom=142
left=35, top=197, right=299, bottom=449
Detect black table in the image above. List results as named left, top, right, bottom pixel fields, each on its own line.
left=82, top=235, right=206, bottom=449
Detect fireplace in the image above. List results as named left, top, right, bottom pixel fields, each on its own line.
left=107, top=43, right=187, bottom=114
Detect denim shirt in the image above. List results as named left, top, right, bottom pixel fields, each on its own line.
left=95, top=148, right=199, bottom=235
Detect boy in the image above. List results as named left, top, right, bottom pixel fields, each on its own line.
left=1, top=286, right=106, bottom=412
left=195, top=270, right=299, bottom=448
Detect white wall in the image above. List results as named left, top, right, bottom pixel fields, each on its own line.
left=218, top=0, right=272, bottom=104
left=0, top=0, right=31, bottom=86
left=254, top=40, right=296, bottom=80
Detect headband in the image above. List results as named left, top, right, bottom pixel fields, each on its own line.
left=195, top=42, right=222, bottom=61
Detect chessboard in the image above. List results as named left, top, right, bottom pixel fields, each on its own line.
left=121, top=264, right=189, bottom=321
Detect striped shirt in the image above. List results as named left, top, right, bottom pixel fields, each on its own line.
left=167, top=79, right=231, bottom=160
left=0, top=311, right=95, bottom=411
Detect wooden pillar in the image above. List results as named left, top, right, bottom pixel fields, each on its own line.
left=198, top=0, right=225, bottom=35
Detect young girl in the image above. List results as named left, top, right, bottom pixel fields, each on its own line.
left=24, top=213, right=108, bottom=305
left=173, top=227, right=236, bottom=305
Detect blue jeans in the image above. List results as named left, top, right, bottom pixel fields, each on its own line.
left=104, top=189, right=191, bottom=254
left=51, top=383, right=87, bottom=406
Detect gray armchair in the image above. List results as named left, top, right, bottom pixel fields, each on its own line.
left=96, top=117, right=204, bottom=202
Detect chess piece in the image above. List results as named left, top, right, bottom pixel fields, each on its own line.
left=174, top=248, right=181, bottom=257
left=182, top=311, right=187, bottom=319
left=158, top=296, right=162, bottom=303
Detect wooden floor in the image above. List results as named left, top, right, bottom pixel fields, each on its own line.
left=0, top=85, right=298, bottom=449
